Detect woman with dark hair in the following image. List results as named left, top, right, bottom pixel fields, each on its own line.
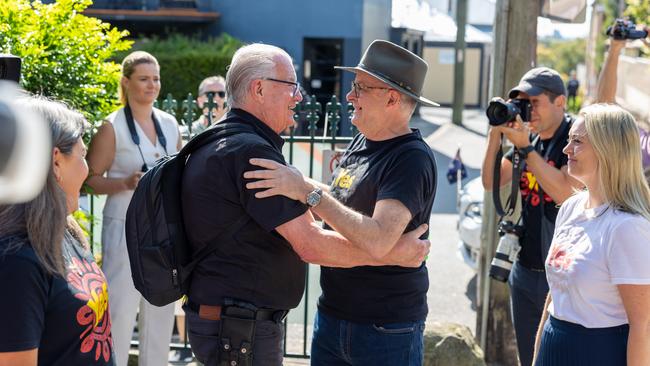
left=533, top=103, right=650, bottom=366
left=0, top=97, right=114, bottom=365
left=85, top=51, right=181, bottom=366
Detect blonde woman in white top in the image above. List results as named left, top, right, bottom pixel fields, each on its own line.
left=533, top=104, right=650, bottom=366
left=86, top=51, right=181, bottom=366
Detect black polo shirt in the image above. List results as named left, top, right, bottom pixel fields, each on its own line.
left=182, top=108, right=308, bottom=310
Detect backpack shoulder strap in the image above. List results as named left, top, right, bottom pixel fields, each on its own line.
left=179, top=123, right=255, bottom=157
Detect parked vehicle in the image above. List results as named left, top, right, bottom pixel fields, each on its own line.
left=457, top=177, right=483, bottom=271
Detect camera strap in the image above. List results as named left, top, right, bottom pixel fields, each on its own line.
left=492, top=134, right=521, bottom=218
left=124, top=104, right=168, bottom=170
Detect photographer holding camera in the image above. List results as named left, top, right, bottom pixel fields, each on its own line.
left=597, top=19, right=650, bottom=175
left=481, top=67, right=583, bottom=366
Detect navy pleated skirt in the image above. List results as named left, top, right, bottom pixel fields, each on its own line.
left=535, top=316, right=628, bottom=366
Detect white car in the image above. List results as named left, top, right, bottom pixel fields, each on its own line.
left=457, top=177, right=483, bottom=271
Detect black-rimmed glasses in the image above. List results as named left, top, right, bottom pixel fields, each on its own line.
left=262, top=77, right=301, bottom=97
left=351, top=81, right=392, bottom=98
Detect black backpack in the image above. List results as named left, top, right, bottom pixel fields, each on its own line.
left=125, top=122, right=253, bottom=306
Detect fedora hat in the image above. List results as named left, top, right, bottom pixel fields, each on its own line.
left=335, top=40, right=439, bottom=107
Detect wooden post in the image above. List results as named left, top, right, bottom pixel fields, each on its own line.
left=452, top=0, right=468, bottom=126
left=477, top=0, right=539, bottom=364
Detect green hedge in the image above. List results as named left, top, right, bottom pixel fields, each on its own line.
left=115, top=33, right=243, bottom=99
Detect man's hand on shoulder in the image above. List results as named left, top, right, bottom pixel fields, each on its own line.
left=244, top=158, right=312, bottom=203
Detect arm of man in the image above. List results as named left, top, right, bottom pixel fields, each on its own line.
left=239, top=144, right=428, bottom=268
left=276, top=212, right=430, bottom=268
left=521, top=151, right=581, bottom=204
left=596, top=39, right=627, bottom=103
left=85, top=121, right=142, bottom=195
left=246, top=148, right=435, bottom=260
left=481, top=126, right=513, bottom=191
left=619, top=285, right=650, bottom=366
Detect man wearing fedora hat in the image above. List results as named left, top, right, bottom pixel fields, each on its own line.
left=245, top=40, right=438, bottom=365
left=481, top=67, right=583, bottom=366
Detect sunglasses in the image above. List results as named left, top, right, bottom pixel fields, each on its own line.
left=203, top=91, right=226, bottom=99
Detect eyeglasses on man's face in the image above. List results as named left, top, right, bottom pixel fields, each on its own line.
left=203, top=91, right=226, bottom=99
left=350, top=81, right=392, bottom=98
left=262, top=77, right=301, bottom=97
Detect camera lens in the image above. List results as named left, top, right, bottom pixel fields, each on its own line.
left=489, top=232, right=520, bottom=282
left=486, top=100, right=520, bottom=126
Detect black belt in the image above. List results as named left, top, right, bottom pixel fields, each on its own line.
left=186, top=300, right=288, bottom=323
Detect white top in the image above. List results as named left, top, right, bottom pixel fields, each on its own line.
left=102, top=107, right=179, bottom=220
left=546, top=191, right=650, bottom=328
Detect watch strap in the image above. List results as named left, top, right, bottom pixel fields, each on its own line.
left=519, top=144, right=535, bottom=160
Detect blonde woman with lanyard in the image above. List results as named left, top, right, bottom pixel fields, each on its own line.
left=533, top=103, right=650, bottom=366
left=86, top=51, right=181, bottom=366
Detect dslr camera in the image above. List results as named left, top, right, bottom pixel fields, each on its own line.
left=489, top=220, right=524, bottom=282
left=1, top=55, right=52, bottom=204
left=486, top=98, right=532, bottom=126
left=606, top=18, right=648, bottom=40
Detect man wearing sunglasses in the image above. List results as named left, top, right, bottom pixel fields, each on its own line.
left=180, top=43, right=430, bottom=366
left=244, top=40, right=439, bottom=366
left=191, top=75, right=227, bottom=136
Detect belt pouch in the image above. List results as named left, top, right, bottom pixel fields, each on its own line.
left=218, top=306, right=256, bottom=366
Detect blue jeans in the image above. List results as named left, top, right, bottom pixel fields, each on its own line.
left=310, top=310, right=425, bottom=366
left=183, top=304, right=284, bottom=366
left=508, top=261, right=549, bottom=366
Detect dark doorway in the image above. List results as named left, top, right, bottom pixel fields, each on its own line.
left=301, top=38, right=343, bottom=134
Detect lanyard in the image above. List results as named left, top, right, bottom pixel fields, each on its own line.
left=123, top=104, right=168, bottom=170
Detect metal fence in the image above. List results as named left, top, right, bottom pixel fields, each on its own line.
left=87, top=93, right=356, bottom=360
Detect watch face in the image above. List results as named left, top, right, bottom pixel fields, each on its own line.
left=307, top=191, right=321, bottom=207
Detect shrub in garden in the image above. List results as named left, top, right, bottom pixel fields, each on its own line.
left=0, top=0, right=132, bottom=130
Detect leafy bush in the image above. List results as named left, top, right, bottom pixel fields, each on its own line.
left=625, top=0, right=650, bottom=57
left=537, top=38, right=586, bottom=78
left=116, top=33, right=243, bottom=99
left=0, top=0, right=132, bottom=125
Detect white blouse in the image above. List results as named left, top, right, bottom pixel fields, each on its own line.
left=102, top=107, right=179, bottom=220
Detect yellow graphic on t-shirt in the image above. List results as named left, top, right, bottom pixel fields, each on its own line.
left=526, top=172, right=539, bottom=191
left=332, top=168, right=356, bottom=189
left=87, top=282, right=109, bottom=327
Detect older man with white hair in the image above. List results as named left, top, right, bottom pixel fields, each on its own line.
left=180, top=43, right=430, bottom=366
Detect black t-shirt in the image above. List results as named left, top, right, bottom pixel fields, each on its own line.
left=318, top=130, right=437, bottom=323
left=0, top=232, right=114, bottom=365
left=182, top=108, right=308, bottom=310
left=506, top=115, right=572, bottom=270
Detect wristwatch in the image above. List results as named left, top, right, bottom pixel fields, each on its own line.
left=519, top=145, right=535, bottom=160
left=306, top=187, right=323, bottom=208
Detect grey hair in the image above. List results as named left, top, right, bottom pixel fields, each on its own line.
left=198, top=75, right=226, bottom=96
left=226, top=43, right=292, bottom=108
left=0, top=96, right=88, bottom=276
